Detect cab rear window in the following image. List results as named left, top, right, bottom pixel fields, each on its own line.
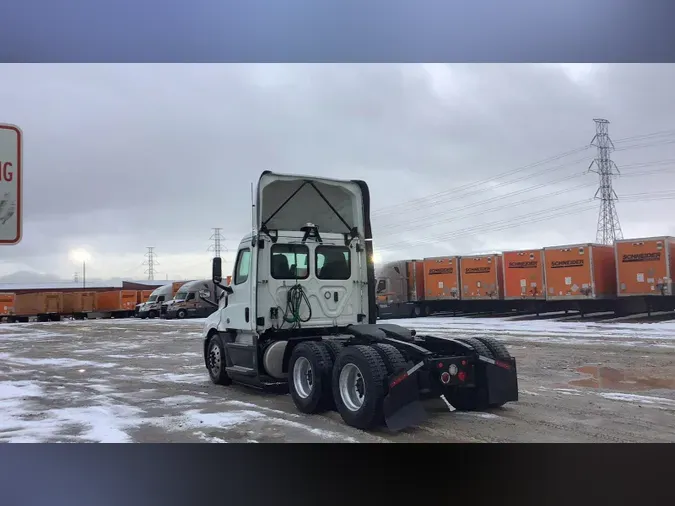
left=271, top=244, right=309, bottom=279
left=316, top=246, right=351, bottom=280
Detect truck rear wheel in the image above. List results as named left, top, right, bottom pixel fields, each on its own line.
left=474, top=336, right=511, bottom=361
left=206, top=333, right=232, bottom=386
left=288, top=342, right=334, bottom=414
left=332, top=345, right=388, bottom=430
left=372, top=343, right=407, bottom=375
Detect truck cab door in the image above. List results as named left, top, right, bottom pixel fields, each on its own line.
left=220, top=245, right=255, bottom=332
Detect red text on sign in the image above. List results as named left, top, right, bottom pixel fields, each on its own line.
left=0, top=162, right=13, bottom=182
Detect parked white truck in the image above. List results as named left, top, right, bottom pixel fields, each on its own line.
left=136, top=283, right=174, bottom=319
left=201, top=171, right=518, bottom=431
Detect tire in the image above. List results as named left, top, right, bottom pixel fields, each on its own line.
left=322, top=339, right=345, bottom=363
left=413, top=306, right=421, bottom=318
left=372, top=343, right=407, bottom=375
left=459, top=337, right=494, bottom=359
left=148, top=310, right=158, bottom=319
left=176, top=309, right=187, bottom=319
left=445, top=337, right=494, bottom=411
left=206, top=333, right=232, bottom=386
left=474, top=336, right=511, bottom=361
left=288, top=342, right=334, bottom=414
left=332, top=345, right=388, bottom=430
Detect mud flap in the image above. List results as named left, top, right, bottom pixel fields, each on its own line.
left=483, top=358, right=519, bottom=406
left=383, top=361, right=428, bottom=432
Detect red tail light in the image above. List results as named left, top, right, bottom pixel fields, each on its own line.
left=457, top=371, right=466, bottom=382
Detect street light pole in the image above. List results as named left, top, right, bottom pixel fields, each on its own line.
left=83, top=261, right=86, bottom=290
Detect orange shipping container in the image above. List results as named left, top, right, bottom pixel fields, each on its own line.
left=0, top=293, right=15, bottom=315
left=423, top=256, right=460, bottom=300
left=95, top=290, right=138, bottom=311
left=615, top=236, right=675, bottom=296
left=502, top=249, right=546, bottom=300
left=13, top=292, right=63, bottom=315
left=543, top=243, right=616, bottom=300
left=460, top=254, right=504, bottom=300
left=137, top=290, right=153, bottom=304
left=63, top=291, right=96, bottom=313
left=171, top=281, right=192, bottom=297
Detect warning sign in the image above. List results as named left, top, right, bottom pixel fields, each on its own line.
left=0, top=124, right=22, bottom=245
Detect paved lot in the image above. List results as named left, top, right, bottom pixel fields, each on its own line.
left=1, top=316, right=675, bottom=443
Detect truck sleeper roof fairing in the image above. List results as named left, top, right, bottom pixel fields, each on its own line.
left=149, top=284, right=173, bottom=297
left=257, top=171, right=370, bottom=238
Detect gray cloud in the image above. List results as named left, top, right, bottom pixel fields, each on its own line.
left=1, top=63, right=674, bottom=280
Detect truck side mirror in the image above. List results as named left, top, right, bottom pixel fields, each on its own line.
left=212, top=257, right=222, bottom=283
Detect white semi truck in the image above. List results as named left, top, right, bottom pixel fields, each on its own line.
left=201, top=171, right=518, bottom=431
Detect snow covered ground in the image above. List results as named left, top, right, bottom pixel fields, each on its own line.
left=389, top=316, right=675, bottom=350
left=1, top=315, right=675, bottom=443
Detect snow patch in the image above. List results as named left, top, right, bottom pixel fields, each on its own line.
left=0, top=353, right=118, bottom=369
left=456, top=412, right=501, bottom=420
left=597, top=392, right=675, bottom=408
left=224, top=400, right=301, bottom=418
left=160, top=395, right=209, bottom=406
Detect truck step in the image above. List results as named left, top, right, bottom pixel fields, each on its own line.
left=225, top=365, right=257, bottom=377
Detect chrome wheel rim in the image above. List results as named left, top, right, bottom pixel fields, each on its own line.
left=339, top=363, right=366, bottom=412
left=292, top=357, right=314, bottom=399
left=209, top=344, right=221, bottom=376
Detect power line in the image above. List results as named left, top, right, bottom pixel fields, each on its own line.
left=208, top=228, right=225, bottom=258
left=589, top=118, right=622, bottom=245
left=372, top=127, right=675, bottom=218
left=371, top=146, right=592, bottom=217
left=374, top=191, right=675, bottom=253
left=375, top=168, right=593, bottom=234
left=143, top=247, right=159, bottom=281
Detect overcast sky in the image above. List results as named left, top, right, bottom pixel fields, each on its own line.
left=1, top=63, right=675, bottom=283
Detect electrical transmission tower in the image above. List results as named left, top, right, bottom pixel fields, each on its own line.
left=143, top=247, right=159, bottom=280
left=589, top=118, right=623, bottom=245
left=208, top=228, right=225, bottom=258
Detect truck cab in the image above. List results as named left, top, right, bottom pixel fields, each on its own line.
left=201, top=171, right=518, bottom=432
left=202, top=171, right=375, bottom=383
left=163, top=279, right=222, bottom=319
left=136, top=283, right=173, bottom=319
left=375, top=259, right=428, bottom=319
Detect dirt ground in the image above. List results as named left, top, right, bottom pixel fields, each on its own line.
left=1, top=316, right=674, bottom=443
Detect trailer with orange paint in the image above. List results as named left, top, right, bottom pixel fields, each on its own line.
left=614, top=236, right=675, bottom=297
left=63, top=291, right=97, bottom=319
left=9, top=292, right=64, bottom=322
left=0, top=293, right=15, bottom=321
left=543, top=243, right=616, bottom=301
left=502, top=249, right=546, bottom=300
left=137, top=290, right=153, bottom=304
left=92, top=290, right=138, bottom=318
left=423, top=256, right=460, bottom=301
left=459, top=254, right=504, bottom=300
